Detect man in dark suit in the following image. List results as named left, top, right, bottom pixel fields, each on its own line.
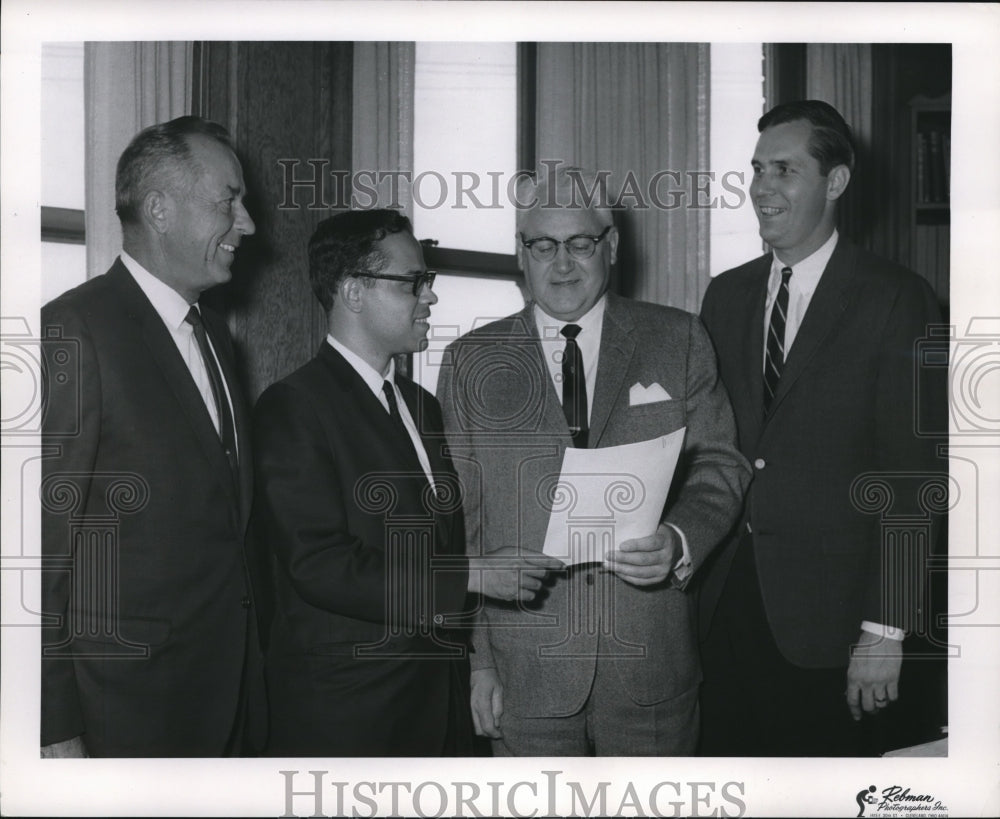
left=40, top=116, right=262, bottom=757
left=698, top=100, right=946, bottom=756
left=253, top=209, right=555, bottom=756
left=437, top=167, right=750, bottom=755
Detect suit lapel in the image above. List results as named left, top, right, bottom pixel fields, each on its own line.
left=766, top=240, right=856, bottom=416
left=320, top=343, right=456, bottom=550
left=109, top=263, right=240, bottom=511
left=737, top=257, right=771, bottom=444
left=589, top=294, right=636, bottom=447
left=514, top=303, right=574, bottom=441
left=203, top=308, right=253, bottom=523
left=319, top=342, right=429, bottom=481
left=399, top=379, right=458, bottom=551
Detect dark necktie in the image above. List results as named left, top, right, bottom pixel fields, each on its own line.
left=185, top=306, right=239, bottom=489
left=561, top=323, right=588, bottom=448
left=382, top=379, right=429, bottom=484
left=763, top=266, right=793, bottom=412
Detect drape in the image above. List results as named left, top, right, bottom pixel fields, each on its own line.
left=352, top=42, right=415, bottom=217
left=84, top=42, right=192, bottom=278
left=535, top=43, right=710, bottom=311
left=805, top=44, right=873, bottom=245
left=805, top=44, right=872, bottom=157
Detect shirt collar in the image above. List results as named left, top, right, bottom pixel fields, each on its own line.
left=533, top=293, right=607, bottom=340
left=770, top=230, right=839, bottom=295
left=326, top=334, right=395, bottom=397
left=120, top=251, right=195, bottom=331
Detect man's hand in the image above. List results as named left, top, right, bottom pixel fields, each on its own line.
left=40, top=736, right=88, bottom=758
left=468, top=546, right=563, bottom=602
left=470, top=668, right=504, bottom=738
left=603, top=524, right=681, bottom=587
left=846, top=630, right=903, bottom=720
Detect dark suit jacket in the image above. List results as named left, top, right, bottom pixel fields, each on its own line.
left=699, top=239, right=946, bottom=668
left=437, top=293, right=750, bottom=719
left=40, top=259, right=262, bottom=756
left=252, top=342, right=471, bottom=756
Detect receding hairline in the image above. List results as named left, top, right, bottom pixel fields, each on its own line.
left=517, top=166, right=615, bottom=217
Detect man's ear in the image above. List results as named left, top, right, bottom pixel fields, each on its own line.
left=143, top=190, right=172, bottom=235
left=606, top=225, right=620, bottom=266
left=515, top=235, right=527, bottom=273
left=340, top=276, right=365, bottom=314
left=826, top=165, right=851, bottom=202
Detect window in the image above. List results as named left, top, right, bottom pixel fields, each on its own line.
left=411, top=42, right=526, bottom=395
left=709, top=43, right=765, bottom=277
left=40, top=42, right=86, bottom=303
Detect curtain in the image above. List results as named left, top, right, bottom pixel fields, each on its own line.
left=84, top=42, right=192, bottom=278
left=805, top=44, right=873, bottom=247
left=805, top=44, right=872, bottom=156
left=535, top=43, right=710, bottom=311
left=352, top=42, right=415, bottom=217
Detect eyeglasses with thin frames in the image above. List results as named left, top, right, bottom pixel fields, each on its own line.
left=362, top=269, right=437, bottom=297
left=519, top=226, right=612, bottom=262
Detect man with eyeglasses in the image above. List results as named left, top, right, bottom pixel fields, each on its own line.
left=437, top=167, right=750, bottom=756
left=252, top=209, right=556, bottom=755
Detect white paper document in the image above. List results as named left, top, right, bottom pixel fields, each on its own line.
left=541, top=428, right=686, bottom=566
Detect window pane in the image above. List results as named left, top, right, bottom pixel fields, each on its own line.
left=709, top=43, right=764, bottom=277
left=41, top=242, right=87, bottom=305
left=413, top=273, right=526, bottom=395
left=413, top=42, right=517, bottom=255
left=41, top=43, right=85, bottom=210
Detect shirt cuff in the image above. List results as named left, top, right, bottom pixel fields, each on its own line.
left=861, top=620, right=905, bottom=641
left=665, top=523, right=692, bottom=584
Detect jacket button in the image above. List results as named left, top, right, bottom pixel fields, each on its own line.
left=433, top=614, right=444, bottom=625
left=241, top=596, right=251, bottom=608
left=586, top=572, right=595, bottom=586
left=745, top=521, right=753, bottom=534
left=753, top=458, right=766, bottom=470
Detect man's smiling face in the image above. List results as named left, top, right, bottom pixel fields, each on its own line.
left=750, top=119, right=841, bottom=266
left=517, top=206, right=618, bottom=322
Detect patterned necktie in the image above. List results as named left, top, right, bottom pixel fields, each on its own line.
left=184, top=306, right=239, bottom=488
left=561, top=323, right=588, bottom=448
left=763, top=266, right=793, bottom=412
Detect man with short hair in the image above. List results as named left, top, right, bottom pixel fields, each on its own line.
left=437, top=167, right=750, bottom=756
left=253, top=209, right=555, bottom=756
left=41, top=116, right=262, bottom=757
left=698, top=100, right=946, bottom=756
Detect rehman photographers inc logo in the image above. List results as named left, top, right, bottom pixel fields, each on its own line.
left=856, top=784, right=948, bottom=818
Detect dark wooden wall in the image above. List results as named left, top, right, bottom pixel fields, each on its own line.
left=193, top=42, right=353, bottom=401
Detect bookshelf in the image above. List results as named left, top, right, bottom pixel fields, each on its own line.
left=908, top=94, right=950, bottom=303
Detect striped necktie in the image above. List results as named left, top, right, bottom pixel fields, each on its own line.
left=763, top=266, right=793, bottom=412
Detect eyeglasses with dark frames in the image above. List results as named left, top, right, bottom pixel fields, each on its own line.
left=362, top=269, right=437, bottom=297
left=519, top=225, right=613, bottom=262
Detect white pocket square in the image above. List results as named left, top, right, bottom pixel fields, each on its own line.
left=629, top=381, right=672, bottom=406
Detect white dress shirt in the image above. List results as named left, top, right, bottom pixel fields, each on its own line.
left=762, top=229, right=839, bottom=369
left=327, top=335, right=436, bottom=492
left=534, top=295, right=605, bottom=425
left=121, top=252, right=234, bottom=444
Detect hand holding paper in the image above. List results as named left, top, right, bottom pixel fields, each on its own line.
left=604, top=523, right=683, bottom=586
left=468, top=546, right=563, bottom=602
left=541, top=429, right=686, bottom=567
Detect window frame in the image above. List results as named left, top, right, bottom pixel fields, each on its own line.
left=41, top=206, right=85, bottom=244
left=413, top=42, right=534, bottom=283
